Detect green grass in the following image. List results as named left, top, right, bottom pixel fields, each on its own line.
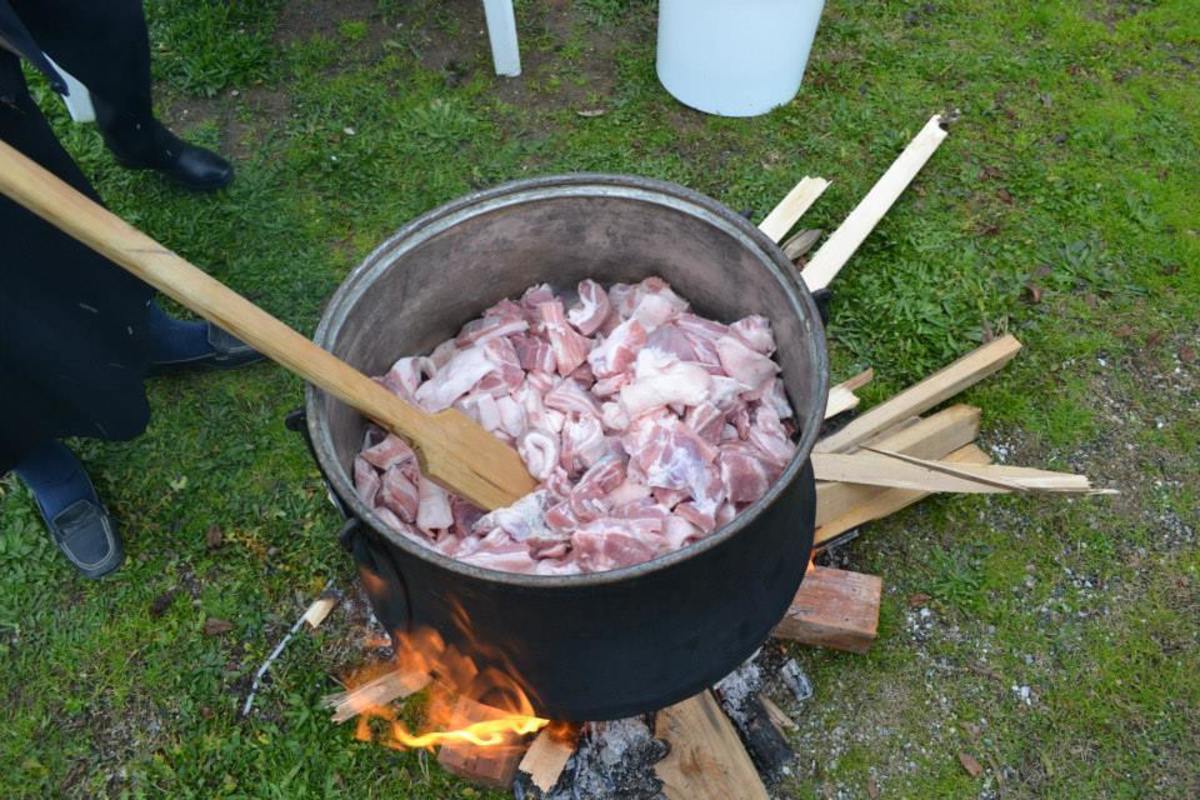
left=2, top=0, right=1198, bottom=797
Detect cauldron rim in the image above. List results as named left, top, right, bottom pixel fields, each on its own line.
left=307, top=173, right=829, bottom=588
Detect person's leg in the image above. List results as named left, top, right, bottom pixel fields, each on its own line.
left=10, top=0, right=234, bottom=190
left=144, top=301, right=263, bottom=375
left=13, top=441, right=124, bottom=578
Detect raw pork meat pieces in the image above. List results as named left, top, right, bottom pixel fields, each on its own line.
left=354, top=277, right=798, bottom=575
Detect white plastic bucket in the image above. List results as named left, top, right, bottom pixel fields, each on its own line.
left=656, top=0, right=825, bottom=118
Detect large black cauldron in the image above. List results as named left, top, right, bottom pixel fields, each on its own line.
left=304, top=175, right=828, bottom=721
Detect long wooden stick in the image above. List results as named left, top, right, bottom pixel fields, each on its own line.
left=815, top=334, right=1022, bottom=454
left=758, top=176, right=830, bottom=243
left=812, top=451, right=1101, bottom=494
left=0, top=140, right=537, bottom=510
left=816, top=405, right=981, bottom=526
left=802, top=114, right=950, bottom=290
left=814, top=444, right=991, bottom=546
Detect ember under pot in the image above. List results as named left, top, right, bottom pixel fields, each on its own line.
left=305, top=175, right=828, bottom=721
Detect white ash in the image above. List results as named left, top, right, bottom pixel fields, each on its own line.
left=536, top=717, right=667, bottom=800
left=780, top=659, right=814, bottom=703
left=713, top=654, right=764, bottom=726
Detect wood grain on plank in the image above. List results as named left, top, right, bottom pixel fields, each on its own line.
left=655, top=692, right=769, bottom=800
left=816, top=405, right=981, bottom=526
left=773, top=566, right=883, bottom=653
left=814, top=444, right=991, bottom=546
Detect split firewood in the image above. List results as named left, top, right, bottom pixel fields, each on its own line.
left=781, top=228, right=824, bottom=261
left=517, top=725, right=580, bottom=794
left=812, top=451, right=1107, bottom=494
left=324, top=668, right=432, bottom=723
left=436, top=695, right=531, bottom=790
left=759, top=694, right=797, bottom=731
left=758, top=176, right=830, bottom=243
left=815, top=334, right=1023, bottom=454
left=655, top=691, right=769, bottom=800
left=824, top=367, right=875, bottom=420
left=815, top=444, right=990, bottom=547
left=816, top=404, right=982, bottom=526
left=773, top=566, right=882, bottom=654
left=802, top=113, right=952, bottom=291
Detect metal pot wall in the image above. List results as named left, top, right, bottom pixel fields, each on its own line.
left=305, top=175, right=828, bottom=721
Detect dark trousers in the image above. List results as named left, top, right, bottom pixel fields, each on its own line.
left=8, top=0, right=155, bottom=141
left=0, top=12, right=156, bottom=475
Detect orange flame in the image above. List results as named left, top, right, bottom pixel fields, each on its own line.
left=342, top=601, right=549, bottom=751
left=806, top=552, right=817, bottom=576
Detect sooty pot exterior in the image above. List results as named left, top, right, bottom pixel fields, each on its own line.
left=307, top=175, right=828, bottom=721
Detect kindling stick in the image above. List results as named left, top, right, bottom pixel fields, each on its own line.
left=802, top=114, right=951, bottom=291
left=758, top=176, right=830, bottom=243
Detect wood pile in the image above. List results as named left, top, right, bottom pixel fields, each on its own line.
left=322, top=112, right=1115, bottom=797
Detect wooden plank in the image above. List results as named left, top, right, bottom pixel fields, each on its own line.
left=802, top=114, right=950, bottom=291
left=324, top=669, right=431, bottom=724
left=813, top=451, right=1100, bottom=494
left=814, top=335, right=1022, bottom=454
left=824, top=368, right=875, bottom=420
left=814, top=444, right=990, bottom=547
left=518, top=726, right=579, bottom=794
left=760, top=695, right=797, bottom=731
left=655, top=691, right=769, bottom=800
left=772, top=566, right=882, bottom=653
left=758, top=176, right=831, bottom=242
left=816, top=405, right=981, bottom=526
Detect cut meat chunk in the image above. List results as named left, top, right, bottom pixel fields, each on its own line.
left=630, top=292, right=682, bottom=333
left=381, top=356, right=423, bottom=401
left=473, top=490, right=552, bottom=543
left=482, top=336, right=525, bottom=392
left=685, top=402, right=726, bottom=445
left=495, top=395, right=527, bottom=439
left=456, top=312, right=529, bottom=346
left=572, top=520, right=661, bottom=572
left=719, top=447, right=772, bottom=505
left=414, top=345, right=496, bottom=411
left=380, top=465, right=420, bottom=523
left=451, top=496, right=485, bottom=533
left=361, top=434, right=416, bottom=471
left=538, top=300, right=593, bottom=376
left=544, top=379, right=602, bottom=418
left=456, top=392, right=502, bottom=434
left=618, top=349, right=712, bottom=418
left=567, top=279, right=612, bottom=336
left=716, top=335, right=779, bottom=390
left=748, top=404, right=795, bottom=467
left=416, top=475, right=454, bottom=533
left=645, top=324, right=698, bottom=362
left=560, top=413, right=610, bottom=473
left=458, top=529, right=540, bottom=573
left=568, top=456, right=626, bottom=519
left=353, top=456, right=381, bottom=507
left=518, top=430, right=561, bottom=481
left=511, top=333, right=558, bottom=374
left=730, top=315, right=776, bottom=355
left=587, top=318, right=646, bottom=378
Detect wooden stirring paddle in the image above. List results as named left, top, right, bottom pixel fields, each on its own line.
left=0, top=139, right=537, bottom=511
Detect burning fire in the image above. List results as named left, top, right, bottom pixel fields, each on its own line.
left=343, top=604, right=549, bottom=751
